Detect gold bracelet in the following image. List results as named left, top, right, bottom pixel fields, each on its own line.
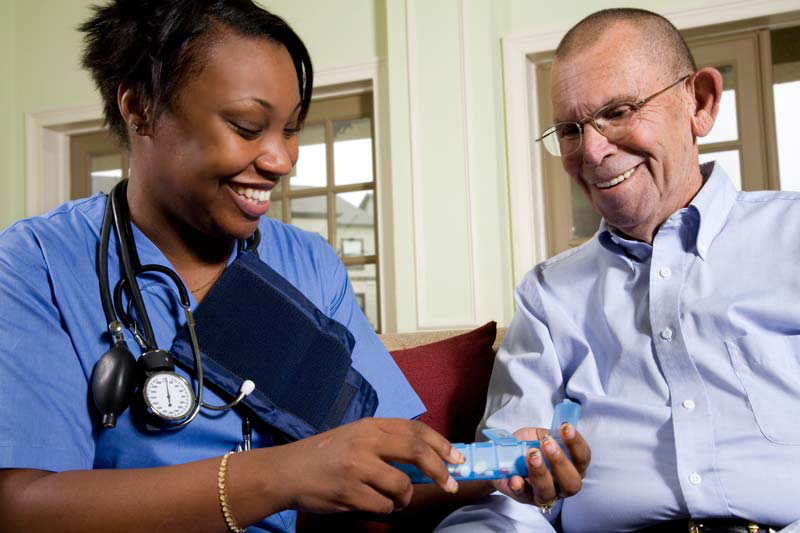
left=218, top=451, right=246, bottom=533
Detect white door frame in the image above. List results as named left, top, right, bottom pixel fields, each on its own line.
left=502, top=0, right=800, bottom=286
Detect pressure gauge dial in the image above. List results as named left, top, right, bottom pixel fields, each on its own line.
left=143, top=371, right=195, bottom=420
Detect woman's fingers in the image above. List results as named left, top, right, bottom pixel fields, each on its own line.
left=361, top=456, right=416, bottom=512
left=285, top=418, right=455, bottom=513
left=379, top=434, right=459, bottom=493
left=337, top=418, right=459, bottom=494
left=369, top=418, right=461, bottom=493
left=372, top=418, right=461, bottom=463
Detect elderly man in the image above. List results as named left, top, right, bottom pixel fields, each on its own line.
left=437, top=7, right=800, bottom=533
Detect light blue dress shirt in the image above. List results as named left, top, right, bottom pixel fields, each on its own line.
left=0, top=193, right=424, bottom=533
left=439, top=163, right=800, bottom=532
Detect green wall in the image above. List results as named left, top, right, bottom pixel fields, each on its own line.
left=1, top=1, right=18, bottom=225
left=2, top=0, right=97, bottom=226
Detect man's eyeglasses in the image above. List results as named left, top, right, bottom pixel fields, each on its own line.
left=535, top=75, right=691, bottom=157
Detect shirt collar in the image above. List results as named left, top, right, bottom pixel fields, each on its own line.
left=598, top=222, right=652, bottom=266
left=687, top=161, right=738, bottom=260
left=597, top=161, right=737, bottom=262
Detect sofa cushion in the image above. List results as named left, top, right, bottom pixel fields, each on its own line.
left=389, top=321, right=497, bottom=443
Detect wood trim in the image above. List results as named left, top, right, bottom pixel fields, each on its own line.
left=758, top=30, right=782, bottom=190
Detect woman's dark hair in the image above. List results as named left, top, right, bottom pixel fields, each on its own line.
left=79, top=0, right=313, bottom=145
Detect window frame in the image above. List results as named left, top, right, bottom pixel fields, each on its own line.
left=270, top=91, right=384, bottom=331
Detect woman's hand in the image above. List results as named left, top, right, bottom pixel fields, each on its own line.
left=491, top=424, right=590, bottom=508
left=273, top=418, right=462, bottom=515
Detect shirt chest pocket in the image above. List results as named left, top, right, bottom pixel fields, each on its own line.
left=725, top=333, right=800, bottom=445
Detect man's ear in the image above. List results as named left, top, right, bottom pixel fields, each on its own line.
left=689, top=67, right=723, bottom=138
left=117, top=82, right=152, bottom=136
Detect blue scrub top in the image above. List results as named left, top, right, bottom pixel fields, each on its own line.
left=0, top=194, right=425, bottom=532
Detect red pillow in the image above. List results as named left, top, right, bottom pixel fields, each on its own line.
left=390, top=321, right=497, bottom=443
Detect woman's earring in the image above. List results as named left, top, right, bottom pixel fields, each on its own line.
left=131, top=123, right=140, bottom=133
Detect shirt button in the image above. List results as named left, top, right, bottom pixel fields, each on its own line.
left=689, top=472, right=702, bottom=485
left=682, top=399, right=696, bottom=410
left=660, top=328, right=673, bottom=341
left=659, top=267, right=672, bottom=278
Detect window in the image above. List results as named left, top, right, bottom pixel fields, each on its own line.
left=771, top=25, right=800, bottom=192
left=267, top=92, right=382, bottom=330
left=355, top=292, right=366, bottom=313
left=69, top=129, right=127, bottom=198
left=536, top=12, right=800, bottom=257
left=341, top=237, right=364, bottom=257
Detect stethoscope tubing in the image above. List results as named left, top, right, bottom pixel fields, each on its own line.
left=98, top=180, right=256, bottom=429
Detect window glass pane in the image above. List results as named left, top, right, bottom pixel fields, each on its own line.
left=289, top=195, right=328, bottom=240
left=291, top=123, right=326, bottom=190
left=90, top=152, right=122, bottom=195
left=774, top=81, right=800, bottom=191
left=334, top=117, right=374, bottom=186
left=336, top=191, right=375, bottom=257
left=699, top=65, right=738, bottom=145
left=266, top=198, right=283, bottom=221
left=348, top=263, right=378, bottom=330
left=699, top=150, right=741, bottom=190
left=772, top=25, right=800, bottom=191
left=570, top=180, right=601, bottom=241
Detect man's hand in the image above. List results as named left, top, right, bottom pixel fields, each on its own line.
left=491, top=424, right=590, bottom=509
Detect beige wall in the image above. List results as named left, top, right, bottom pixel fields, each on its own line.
left=1, top=0, right=790, bottom=331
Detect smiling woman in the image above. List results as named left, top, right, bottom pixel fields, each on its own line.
left=0, top=1, right=471, bottom=532
left=124, top=33, right=302, bottom=261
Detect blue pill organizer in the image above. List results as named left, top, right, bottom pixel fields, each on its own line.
left=394, top=399, right=581, bottom=483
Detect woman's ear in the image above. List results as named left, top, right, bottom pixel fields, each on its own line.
left=689, top=67, right=723, bottom=138
left=117, top=82, right=152, bottom=136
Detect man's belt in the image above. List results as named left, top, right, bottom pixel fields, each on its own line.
left=635, top=518, right=779, bottom=533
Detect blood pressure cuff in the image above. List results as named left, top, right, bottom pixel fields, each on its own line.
left=169, top=250, right=378, bottom=441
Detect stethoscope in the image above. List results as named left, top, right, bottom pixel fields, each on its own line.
left=92, top=180, right=255, bottom=448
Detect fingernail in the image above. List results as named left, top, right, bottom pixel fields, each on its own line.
left=449, top=447, right=465, bottom=464
left=528, top=449, right=543, bottom=467
left=542, top=435, right=559, bottom=456
left=445, top=475, right=459, bottom=494
left=561, top=422, right=575, bottom=440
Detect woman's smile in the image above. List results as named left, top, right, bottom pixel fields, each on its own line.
left=226, top=181, right=275, bottom=218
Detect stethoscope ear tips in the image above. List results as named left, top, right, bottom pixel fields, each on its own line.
left=91, top=343, right=137, bottom=428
